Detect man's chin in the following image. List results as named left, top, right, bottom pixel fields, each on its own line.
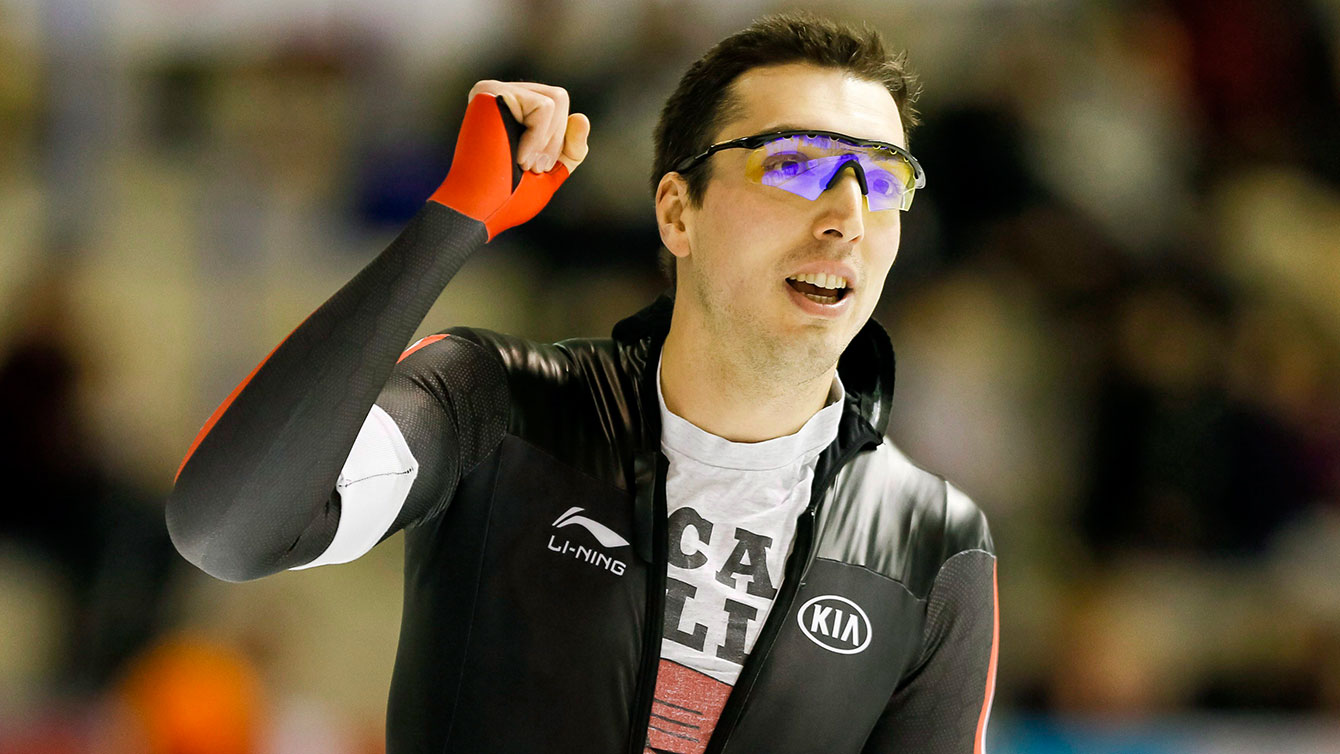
left=765, top=320, right=848, bottom=364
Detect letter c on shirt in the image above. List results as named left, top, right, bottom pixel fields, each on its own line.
left=667, top=507, right=713, bottom=570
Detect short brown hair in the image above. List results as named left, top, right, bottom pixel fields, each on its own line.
left=651, top=12, right=922, bottom=286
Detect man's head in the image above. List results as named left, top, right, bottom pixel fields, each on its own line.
left=652, top=13, right=921, bottom=384
left=652, top=13, right=921, bottom=214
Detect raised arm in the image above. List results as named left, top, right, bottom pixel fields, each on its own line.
left=166, top=84, right=590, bottom=582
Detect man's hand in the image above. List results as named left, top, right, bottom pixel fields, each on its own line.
left=467, top=80, right=591, bottom=174
left=429, top=80, right=591, bottom=240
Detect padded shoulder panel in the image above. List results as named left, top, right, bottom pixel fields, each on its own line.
left=389, top=332, right=510, bottom=476
left=441, top=327, right=637, bottom=491
left=376, top=332, right=512, bottom=528
left=944, top=482, right=993, bottom=555
left=814, top=441, right=993, bottom=599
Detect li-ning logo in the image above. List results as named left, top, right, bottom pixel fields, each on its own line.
left=552, top=507, right=630, bottom=547
left=797, top=595, right=872, bottom=654
left=546, top=507, right=629, bottom=576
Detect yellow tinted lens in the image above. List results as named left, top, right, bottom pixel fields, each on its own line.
left=871, top=153, right=914, bottom=190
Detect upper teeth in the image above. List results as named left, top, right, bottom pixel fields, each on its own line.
left=789, top=273, right=848, bottom=289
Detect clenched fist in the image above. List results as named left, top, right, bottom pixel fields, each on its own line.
left=430, top=80, right=591, bottom=240
left=467, top=80, right=591, bottom=174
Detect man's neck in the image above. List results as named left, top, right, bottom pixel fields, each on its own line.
left=659, top=308, right=836, bottom=444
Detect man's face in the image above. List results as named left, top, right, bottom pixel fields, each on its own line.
left=670, top=63, right=906, bottom=382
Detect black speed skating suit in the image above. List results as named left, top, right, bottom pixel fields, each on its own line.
left=167, top=98, right=998, bottom=754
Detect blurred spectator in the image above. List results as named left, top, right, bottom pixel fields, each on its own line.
left=1080, top=269, right=1313, bottom=557
left=0, top=262, right=177, bottom=696
left=111, top=636, right=266, bottom=754
left=1167, top=0, right=1340, bottom=185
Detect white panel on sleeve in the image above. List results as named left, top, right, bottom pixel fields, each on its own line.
left=290, top=404, right=418, bottom=570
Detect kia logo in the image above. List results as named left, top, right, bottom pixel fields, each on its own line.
left=797, top=595, right=872, bottom=655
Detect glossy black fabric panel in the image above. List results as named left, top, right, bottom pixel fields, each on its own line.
left=718, top=558, right=926, bottom=753
left=449, top=328, right=639, bottom=492
left=389, top=436, right=649, bottom=753
left=387, top=448, right=503, bottom=753
left=815, top=443, right=995, bottom=600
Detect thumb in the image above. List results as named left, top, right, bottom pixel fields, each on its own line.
left=557, top=113, right=591, bottom=174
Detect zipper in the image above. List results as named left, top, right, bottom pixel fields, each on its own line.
left=702, top=436, right=872, bottom=753
left=626, top=451, right=669, bottom=754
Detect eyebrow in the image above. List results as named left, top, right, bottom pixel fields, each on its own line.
left=755, top=123, right=902, bottom=147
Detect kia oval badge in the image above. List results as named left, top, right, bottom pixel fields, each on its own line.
left=797, top=594, right=873, bottom=654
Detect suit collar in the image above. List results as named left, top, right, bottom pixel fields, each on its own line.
left=611, top=292, right=895, bottom=453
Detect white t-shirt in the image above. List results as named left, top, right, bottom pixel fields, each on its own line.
left=645, top=354, right=844, bottom=754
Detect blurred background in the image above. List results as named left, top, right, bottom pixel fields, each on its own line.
left=2, top=0, right=1339, bottom=751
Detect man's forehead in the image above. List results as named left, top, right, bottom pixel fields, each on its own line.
left=720, top=64, right=906, bottom=148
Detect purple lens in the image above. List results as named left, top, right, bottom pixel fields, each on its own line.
left=751, top=134, right=912, bottom=210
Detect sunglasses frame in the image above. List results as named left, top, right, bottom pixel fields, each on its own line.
left=671, top=128, right=927, bottom=200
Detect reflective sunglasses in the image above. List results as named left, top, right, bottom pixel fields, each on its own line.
left=672, top=129, right=926, bottom=211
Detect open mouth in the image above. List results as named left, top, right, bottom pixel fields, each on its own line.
left=785, top=273, right=851, bottom=305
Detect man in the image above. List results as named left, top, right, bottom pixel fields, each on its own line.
left=167, top=12, right=998, bottom=754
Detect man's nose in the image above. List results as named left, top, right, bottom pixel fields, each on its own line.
left=814, top=163, right=866, bottom=242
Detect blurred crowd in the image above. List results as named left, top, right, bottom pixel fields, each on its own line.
left=2, top=0, right=1339, bottom=751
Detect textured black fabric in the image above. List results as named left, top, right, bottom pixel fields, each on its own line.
left=376, top=333, right=510, bottom=533
left=166, top=202, right=488, bottom=582
left=862, top=549, right=997, bottom=753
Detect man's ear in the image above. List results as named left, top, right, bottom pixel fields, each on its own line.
left=655, top=173, right=692, bottom=259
